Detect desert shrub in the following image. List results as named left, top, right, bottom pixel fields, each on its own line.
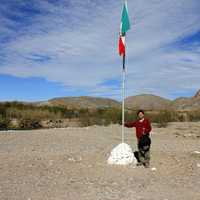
left=18, top=117, right=42, bottom=130
left=177, top=114, right=185, bottom=122
left=125, top=110, right=137, bottom=122
left=79, top=108, right=122, bottom=127
left=0, top=105, right=6, bottom=117
left=4, top=101, right=200, bottom=129
left=156, top=119, right=168, bottom=128
left=186, top=110, right=200, bottom=121
left=6, top=107, right=62, bottom=121
left=148, top=110, right=176, bottom=128
left=0, top=115, right=11, bottom=130
left=79, top=114, right=91, bottom=127
left=100, top=108, right=121, bottom=125
left=41, top=106, right=76, bottom=118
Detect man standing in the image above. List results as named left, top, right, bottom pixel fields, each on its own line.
left=125, top=110, right=152, bottom=167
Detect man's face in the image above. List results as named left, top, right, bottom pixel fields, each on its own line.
left=138, top=112, right=144, bottom=119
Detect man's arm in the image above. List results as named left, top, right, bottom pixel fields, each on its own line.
left=124, top=121, right=137, bottom=128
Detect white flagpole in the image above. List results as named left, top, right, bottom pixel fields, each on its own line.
left=122, top=54, right=126, bottom=143
left=121, top=0, right=129, bottom=144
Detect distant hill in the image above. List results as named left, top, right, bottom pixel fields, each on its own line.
left=125, top=90, right=200, bottom=111
left=125, top=94, right=172, bottom=110
left=38, top=96, right=120, bottom=109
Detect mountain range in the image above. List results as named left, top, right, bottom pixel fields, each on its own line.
left=37, top=89, right=200, bottom=111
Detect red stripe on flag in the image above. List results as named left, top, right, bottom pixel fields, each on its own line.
left=119, top=36, right=125, bottom=56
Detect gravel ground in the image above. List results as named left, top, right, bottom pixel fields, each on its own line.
left=0, top=122, right=200, bottom=200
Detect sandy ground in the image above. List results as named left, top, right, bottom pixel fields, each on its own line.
left=0, top=122, right=200, bottom=200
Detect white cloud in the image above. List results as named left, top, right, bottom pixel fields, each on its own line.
left=0, top=0, right=200, bottom=100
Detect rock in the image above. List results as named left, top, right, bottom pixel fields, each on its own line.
left=107, top=143, right=137, bottom=165
left=151, top=167, right=157, bottom=171
left=49, top=160, right=54, bottom=166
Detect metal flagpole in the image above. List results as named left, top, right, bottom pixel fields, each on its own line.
left=122, top=54, right=126, bottom=143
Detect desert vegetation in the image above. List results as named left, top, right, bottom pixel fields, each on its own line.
left=0, top=101, right=200, bottom=130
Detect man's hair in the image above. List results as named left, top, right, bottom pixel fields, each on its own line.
left=137, top=109, right=144, bottom=116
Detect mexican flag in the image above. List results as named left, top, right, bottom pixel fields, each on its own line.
left=118, top=1, right=130, bottom=56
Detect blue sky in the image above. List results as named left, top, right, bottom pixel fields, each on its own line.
left=0, top=0, right=200, bottom=101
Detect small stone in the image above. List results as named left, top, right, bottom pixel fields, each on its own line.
left=151, top=167, right=157, bottom=171
left=68, top=157, right=75, bottom=161
left=49, top=160, right=54, bottom=166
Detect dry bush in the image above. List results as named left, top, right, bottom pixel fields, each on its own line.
left=18, top=117, right=42, bottom=130
left=146, top=110, right=177, bottom=128
left=0, top=115, right=11, bottom=130
left=187, top=110, right=200, bottom=122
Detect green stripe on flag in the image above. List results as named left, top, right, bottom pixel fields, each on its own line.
left=121, top=3, right=130, bottom=35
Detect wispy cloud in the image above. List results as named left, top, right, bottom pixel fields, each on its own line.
left=0, top=0, right=200, bottom=100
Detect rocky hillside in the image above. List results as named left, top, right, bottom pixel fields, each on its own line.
left=172, top=89, right=200, bottom=110
left=125, top=94, right=172, bottom=110
left=39, top=96, right=120, bottom=109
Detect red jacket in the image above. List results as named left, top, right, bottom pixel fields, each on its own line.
left=125, top=118, right=152, bottom=140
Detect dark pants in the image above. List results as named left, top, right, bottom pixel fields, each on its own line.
left=134, top=141, right=151, bottom=165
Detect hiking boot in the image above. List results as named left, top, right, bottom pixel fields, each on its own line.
left=136, top=162, right=143, bottom=166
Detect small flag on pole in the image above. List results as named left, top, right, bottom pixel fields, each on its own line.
left=118, top=1, right=130, bottom=57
